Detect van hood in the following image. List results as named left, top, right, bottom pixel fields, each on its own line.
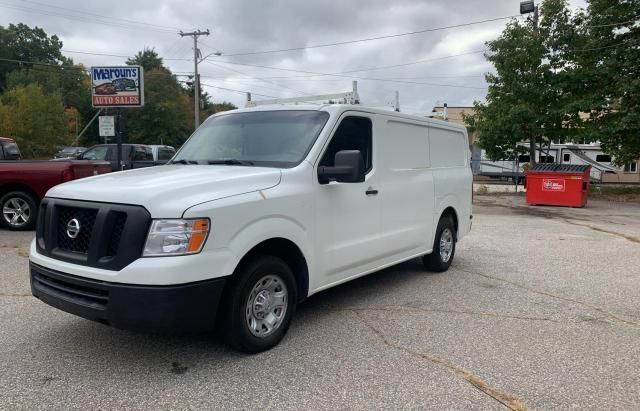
left=46, top=165, right=282, bottom=217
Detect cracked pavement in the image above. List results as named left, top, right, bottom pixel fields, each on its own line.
left=1, top=196, right=639, bottom=409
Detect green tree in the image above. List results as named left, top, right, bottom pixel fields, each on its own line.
left=465, top=0, right=588, bottom=164
left=182, top=81, right=234, bottom=121
left=6, top=65, right=92, bottom=125
left=202, top=101, right=238, bottom=119
left=0, top=84, right=68, bottom=158
left=126, top=48, right=164, bottom=71
left=465, top=15, right=549, bottom=163
left=0, top=22, right=94, bottom=143
left=575, top=0, right=640, bottom=164
left=120, top=48, right=193, bottom=145
left=122, top=67, right=192, bottom=146
left=0, top=23, right=69, bottom=91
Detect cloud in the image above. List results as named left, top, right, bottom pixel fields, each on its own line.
left=1, top=0, right=587, bottom=112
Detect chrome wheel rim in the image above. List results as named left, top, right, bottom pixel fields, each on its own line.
left=2, top=197, right=30, bottom=227
left=245, top=275, right=288, bottom=338
left=439, top=228, right=453, bottom=263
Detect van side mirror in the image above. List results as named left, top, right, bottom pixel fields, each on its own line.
left=318, top=150, right=365, bottom=184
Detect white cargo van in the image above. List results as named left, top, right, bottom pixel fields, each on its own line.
left=29, top=105, right=472, bottom=353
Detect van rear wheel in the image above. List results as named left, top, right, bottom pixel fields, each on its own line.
left=423, top=216, right=456, bottom=272
left=222, top=255, right=297, bottom=354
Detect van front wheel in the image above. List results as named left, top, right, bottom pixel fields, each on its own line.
left=423, top=216, right=456, bottom=272
left=222, top=256, right=297, bottom=354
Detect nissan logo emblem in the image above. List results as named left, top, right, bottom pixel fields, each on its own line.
left=66, top=218, right=81, bottom=239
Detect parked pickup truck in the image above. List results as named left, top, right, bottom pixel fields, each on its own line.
left=78, top=144, right=173, bottom=172
left=0, top=159, right=111, bottom=230
left=0, top=137, right=21, bottom=160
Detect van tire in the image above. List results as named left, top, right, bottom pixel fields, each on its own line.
left=222, top=255, right=297, bottom=354
left=0, top=191, right=37, bottom=230
left=423, top=216, right=456, bottom=272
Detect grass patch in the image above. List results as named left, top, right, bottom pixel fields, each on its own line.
left=590, top=185, right=640, bottom=202
left=477, top=184, right=489, bottom=195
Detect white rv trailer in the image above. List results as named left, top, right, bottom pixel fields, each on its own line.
left=474, top=143, right=618, bottom=181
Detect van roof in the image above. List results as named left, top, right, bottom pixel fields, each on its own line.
left=207, top=104, right=468, bottom=132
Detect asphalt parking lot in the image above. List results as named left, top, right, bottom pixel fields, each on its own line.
left=1, top=196, right=639, bottom=410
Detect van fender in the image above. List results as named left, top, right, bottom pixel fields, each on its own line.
left=223, top=215, right=314, bottom=277
left=434, top=194, right=459, bottom=227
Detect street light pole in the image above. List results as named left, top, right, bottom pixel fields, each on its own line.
left=180, top=29, right=210, bottom=129
left=520, top=0, right=539, bottom=170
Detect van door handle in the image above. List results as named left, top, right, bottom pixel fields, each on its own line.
left=365, top=188, right=379, bottom=196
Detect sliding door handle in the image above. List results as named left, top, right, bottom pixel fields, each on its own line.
left=365, top=188, right=379, bottom=196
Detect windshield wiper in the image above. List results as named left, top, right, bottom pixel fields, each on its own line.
left=208, top=159, right=255, bottom=166
left=170, top=159, right=199, bottom=165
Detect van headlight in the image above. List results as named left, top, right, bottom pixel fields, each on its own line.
left=143, top=219, right=210, bottom=257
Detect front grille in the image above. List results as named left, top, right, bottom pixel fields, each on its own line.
left=56, top=206, right=98, bottom=253
left=36, top=198, right=151, bottom=271
left=106, top=212, right=127, bottom=257
left=32, top=271, right=108, bottom=310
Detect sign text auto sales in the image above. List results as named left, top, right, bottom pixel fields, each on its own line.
left=91, top=66, right=144, bottom=108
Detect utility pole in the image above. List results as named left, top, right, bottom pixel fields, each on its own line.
left=180, top=29, right=210, bottom=129
left=520, top=0, right=539, bottom=167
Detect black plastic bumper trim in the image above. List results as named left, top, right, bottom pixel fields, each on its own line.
left=30, top=262, right=227, bottom=333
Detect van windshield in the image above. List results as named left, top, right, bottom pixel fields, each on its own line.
left=172, top=110, right=330, bottom=168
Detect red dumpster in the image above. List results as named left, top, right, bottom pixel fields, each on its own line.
left=525, top=164, right=591, bottom=207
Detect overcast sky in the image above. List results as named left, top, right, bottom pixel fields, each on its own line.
left=1, top=0, right=587, bottom=114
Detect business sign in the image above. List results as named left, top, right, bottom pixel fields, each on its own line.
left=98, top=116, right=115, bottom=137
left=542, top=178, right=565, bottom=192
left=91, top=66, right=144, bottom=107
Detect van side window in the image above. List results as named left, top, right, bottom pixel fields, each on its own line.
left=320, top=116, right=372, bottom=172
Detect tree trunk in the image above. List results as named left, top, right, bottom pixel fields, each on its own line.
left=529, top=134, right=537, bottom=165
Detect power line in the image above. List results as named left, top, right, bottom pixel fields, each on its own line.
left=586, top=19, right=640, bottom=28
left=61, top=49, right=190, bottom=61
left=220, top=15, right=519, bottom=57
left=0, top=1, right=178, bottom=34
left=206, top=59, right=488, bottom=89
left=56, top=47, right=491, bottom=87
left=200, top=74, right=487, bottom=81
left=198, top=82, right=278, bottom=99
left=248, top=50, right=488, bottom=80
left=204, top=60, right=316, bottom=97
left=0, top=54, right=488, bottom=90
left=14, top=0, right=182, bottom=31
left=0, top=56, right=89, bottom=71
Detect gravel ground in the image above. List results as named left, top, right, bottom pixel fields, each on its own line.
left=1, top=197, right=639, bottom=410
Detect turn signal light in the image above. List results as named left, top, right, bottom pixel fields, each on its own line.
left=187, top=219, right=209, bottom=253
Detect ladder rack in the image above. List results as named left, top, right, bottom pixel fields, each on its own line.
left=246, top=81, right=360, bottom=108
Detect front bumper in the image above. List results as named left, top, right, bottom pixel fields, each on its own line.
left=30, top=262, right=226, bottom=333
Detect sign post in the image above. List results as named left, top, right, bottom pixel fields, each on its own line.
left=91, top=66, right=144, bottom=170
